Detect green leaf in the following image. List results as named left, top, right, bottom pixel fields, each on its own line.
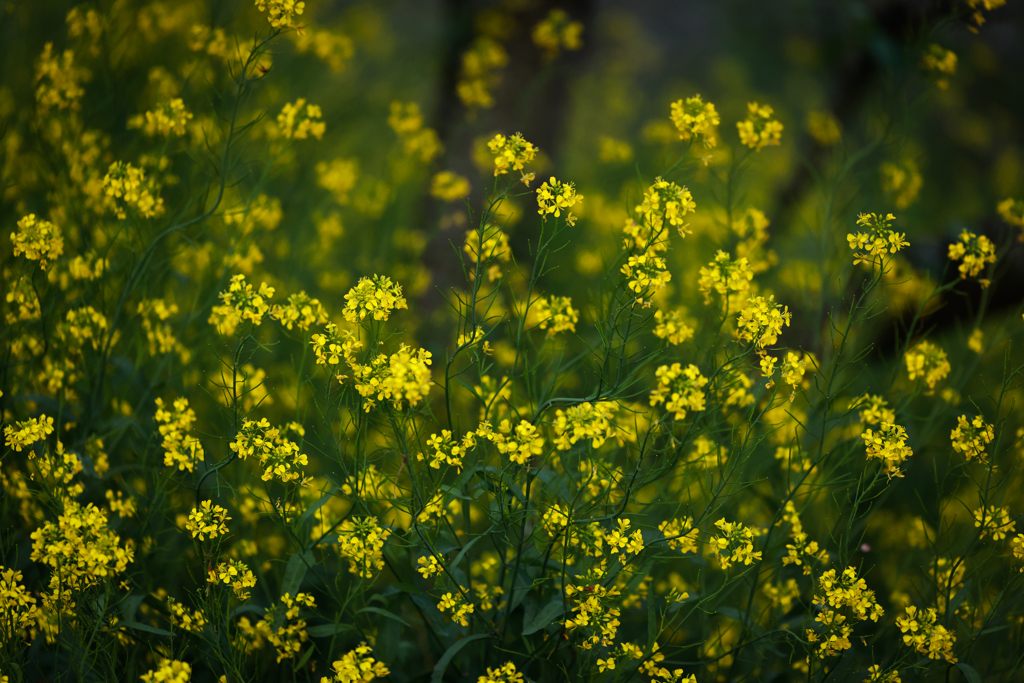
left=522, top=597, right=563, bottom=635
left=448, top=536, right=483, bottom=574
left=357, top=606, right=410, bottom=628
left=431, top=633, right=491, bottom=683
left=298, top=490, right=335, bottom=529
left=275, top=550, right=314, bottom=629
left=121, top=621, right=174, bottom=637
left=307, top=623, right=355, bottom=638
left=295, top=643, right=316, bottom=670
left=955, top=663, right=982, bottom=683
left=120, top=594, right=145, bottom=623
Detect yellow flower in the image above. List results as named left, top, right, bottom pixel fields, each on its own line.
left=650, top=363, right=708, bottom=421
left=921, top=44, right=957, bottom=89
left=896, top=605, right=957, bottom=662
left=846, top=212, right=908, bottom=266
left=431, top=171, right=471, bottom=202
left=322, top=642, right=390, bottom=682
left=670, top=95, right=720, bottom=147
left=880, top=160, right=922, bottom=209
left=208, top=273, right=275, bottom=335
left=806, top=110, right=841, bottom=146
left=338, top=517, right=390, bottom=578
left=127, top=98, right=193, bottom=136
left=11, top=214, right=64, bottom=270
left=140, top=659, right=191, bottom=683
left=103, top=161, right=164, bottom=219
left=950, top=414, right=994, bottom=463
left=736, top=101, right=783, bottom=150
left=710, top=519, right=762, bottom=569
left=974, top=505, right=1015, bottom=541
left=487, top=133, right=536, bottom=176
left=904, top=340, right=950, bottom=390
left=255, top=0, right=305, bottom=30
left=861, top=422, right=913, bottom=478
left=653, top=308, right=695, bottom=345
left=476, top=662, right=524, bottom=683
left=532, top=9, right=583, bottom=60
left=948, top=229, right=996, bottom=286
left=186, top=500, right=231, bottom=541
left=343, top=275, right=407, bottom=324
left=531, top=295, right=579, bottom=335
left=458, top=38, right=508, bottom=109
left=536, top=176, right=583, bottom=225
left=698, top=251, right=753, bottom=303
left=277, top=98, right=325, bottom=140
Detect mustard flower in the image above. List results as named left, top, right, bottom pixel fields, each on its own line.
left=621, top=248, right=671, bottom=304
left=710, top=519, right=762, bottom=569
left=736, top=295, right=791, bottom=349
left=532, top=9, right=583, bottom=60
left=417, top=555, right=443, bottom=579
left=417, top=429, right=476, bottom=471
left=861, top=421, right=913, bottom=478
left=272, top=291, right=329, bottom=331
left=806, top=110, right=841, bottom=146
left=140, top=659, right=191, bottom=683
left=948, top=229, right=996, bottom=286
left=847, top=212, right=909, bottom=266
left=476, top=662, right=524, bottom=683
left=458, top=38, right=508, bottom=109
left=658, top=517, right=699, bottom=554
left=30, top=500, right=134, bottom=592
left=4, top=414, right=55, bottom=453
left=697, top=251, right=753, bottom=303
left=255, top=0, right=305, bottom=30
left=531, top=295, right=579, bottom=335
left=290, top=27, right=354, bottom=73
left=997, top=197, right=1024, bottom=230
left=489, top=419, right=545, bottom=465
left=388, top=101, right=442, bottom=162
left=343, top=275, right=407, bottom=324
left=127, top=98, right=193, bottom=136
left=864, top=666, right=901, bottom=683
left=601, top=518, right=645, bottom=563
left=635, top=177, right=695, bottom=239
left=553, top=401, right=617, bottom=450
left=653, top=308, right=695, bottom=345
left=103, top=161, right=164, bottom=219
left=11, top=214, right=64, bottom=270
left=0, top=567, right=37, bottom=642
left=536, top=176, right=583, bottom=225
left=311, top=322, right=361, bottom=369
left=880, top=160, right=922, bottom=209
left=808, top=567, right=883, bottom=657
left=35, top=42, right=89, bottom=114
left=904, top=340, right=950, bottom=390
left=968, top=328, right=984, bottom=353
left=65, top=306, right=108, bottom=350
left=896, top=605, right=957, bottom=662
left=564, top=582, right=621, bottom=648
left=208, top=274, right=275, bottom=335
left=856, top=394, right=895, bottom=425
left=438, top=590, right=475, bottom=626
left=260, top=592, right=316, bottom=662
left=350, top=344, right=432, bottom=411
left=430, top=171, right=471, bottom=202
left=208, top=559, right=257, bottom=600
left=736, top=101, right=783, bottom=151
left=670, top=95, right=719, bottom=147
left=598, top=136, right=633, bottom=163
left=316, top=157, right=359, bottom=205
left=321, top=642, right=390, bottom=683
left=487, top=133, right=536, bottom=176
left=974, top=506, right=1015, bottom=541
left=921, top=44, right=957, bottom=89
left=950, top=414, right=994, bottom=463
left=338, top=517, right=390, bottom=578
left=155, top=397, right=204, bottom=472
left=186, top=500, right=231, bottom=541
left=1011, top=534, right=1024, bottom=569
left=650, top=363, right=708, bottom=421
left=276, top=98, right=325, bottom=140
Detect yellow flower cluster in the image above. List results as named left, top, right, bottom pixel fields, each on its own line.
left=950, top=414, right=994, bottom=463
left=922, top=44, right=957, bottom=89
left=710, top=518, right=762, bottom=569
left=564, top=581, right=622, bottom=649
left=276, top=98, right=325, bottom=140
left=780, top=503, right=828, bottom=574
left=857, top=394, right=895, bottom=425
left=948, top=229, right=996, bottom=286
left=4, top=415, right=55, bottom=453
left=997, top=196, right=1024, bottom=230
left=807, top=110, right=841, bottom=146
left=431, top=171, right=471, bottom=202
left=229, top=418, right=309, bottom=483
left=272, top=291, right=329, bottom=331
left=847, top=213, right=909, bottom=266
left=103, top=161, right=164, bottom=219
left=737, top=295, right=791, bottom=351
left=11, top=214, right=64, bottom=270
left=316, top=157, right=359, bottom=204
left=536, top=176, right=583, bottom=225
left=262, top=592, right=316, bottom=662
left=311, top=322, right=361, bottom=370
left=697, top=251, right=753, bottom=303
left=861, top=422, right=913, bottom=478
left=388, top=101, right=442, bottom=163
left=186, top=500, right=231, bottom=541
left=208, top=559, right=257, bottom=600
left=338, top=517, right=390, bottom=578
left=418, top=430, right=476, bottom=471
left=140, top=659, right=191, bottom=683
left=138, top=299, right=189, bottom=362
left=736, top=101, right=783, bottom=151
left=321, top=642, right=390, bottom=683
left=807, top=567, right=883, bottom=658
left=30, top=500, right=134, bottom=593
left=155, top=397, right=204, bottom=472
left=290, top=27, right=354, bottom=73
left=974, top=506, right=1015, bottom=540
left=344, top=275, right=407, bottom=324
left=438, top=590, right=475, bottom=626
left=0, top=567, right=38, bottom=642
left=128, top=98, right=193, bottom=137
left=532, top=9, right=583, bottom=60
left=635, top=177, right=695, bottom=239
left=896, top=605, right=957, bottom=662
left=457, top=37, right=508, bottom=109
left=904, top=340, right=950, bottom=390
left=880, top=160, right=922, bottom=209
left=487, top=133, right=537, bottom=177
left=65, top=306, right=108, bottom=350
left=602, top=518, right=645, bottom=563
left=658, top=517, right=699, bottom=554
left=653, top=308, right=695, bottom=345
left=476, top=662, right=523, bottom=683
left=255, top=0, right=305, bottom=29
left=209, top=273, right=275, bottom=335
left=532, top=295, right=579, bottom=335
left=621, top=249, right=671, bottom=305
left=489, top=419, right=544, bottom=465
left=553, top=401, right=617, bottom=450
left=35, top=42, right=89, bottom=114
left=650, top=363, right=708, bottom=421
left=670, top=95, right=719, bottom=147
left=350, top=344, right=432, bottom=411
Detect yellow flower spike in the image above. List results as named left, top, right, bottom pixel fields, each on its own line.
left=948, top=229, right=997, bottom=286
left=11, top=214, right=64, bottom=270
left=736, top=101, right=783, bottom=150
left=670, top=95, right=720, bottom=147
left=487, top=133, right=536, bottom=176
left=255, top=0, right=305, bottom=30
